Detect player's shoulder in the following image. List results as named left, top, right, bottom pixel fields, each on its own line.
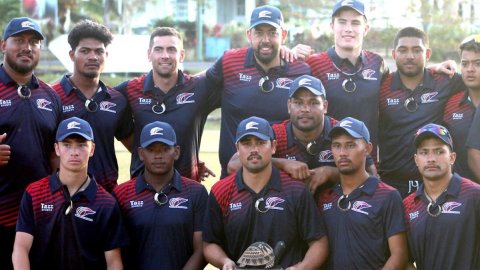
left=278, top=170, right=306, bottom=191
left=211, top=174, right=236, bottom=195
left=224, top=47, right=248, bottom=57
left=180, top=176, right=207, bottom=192
left=26, top=176, right=50, bottom=193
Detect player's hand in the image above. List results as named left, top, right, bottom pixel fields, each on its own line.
left=222, top=259, right=236, bottom=270
left=198, top=160, right=216, bottom=181
left=276, top=159, right=314, bottom=180
left=0, top=133, right=11, bottom=166
left=308, top=166, right=340, bottom=193
left=291, top=44, right=314, bottom=61
left=280, top=45, right=297, bottom=63
left=431, top=60, right=457, bottom=78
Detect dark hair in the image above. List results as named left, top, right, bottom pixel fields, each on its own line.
left=460, top=36, right=480, bottom=54
left=393, top=27, right=429, bottom=48
left=149, top=27, right=183, bottom=48
left=67, top=20, right=113, bottom=50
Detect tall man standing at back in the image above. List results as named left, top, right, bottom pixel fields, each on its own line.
left=0, top=17, right=61, bottom=269
left=115, top=27, right=220, bottom=181
left=52, top=20, right=133, bottom=192
left=206, top=5, right=311, bottom=177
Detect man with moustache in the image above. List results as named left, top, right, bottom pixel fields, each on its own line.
left=0, top=17, right=61, bottom=269
left=206, top=5, right=311, bottom=177
left=378, top=27, right=462, bottom=198
left=52, top=20, right=133, bottom=192
left=318, top=117, right=407, bottom=269
left=403, top=123, right=480, bottom=269
left=115, top=27, right=220, bottom=181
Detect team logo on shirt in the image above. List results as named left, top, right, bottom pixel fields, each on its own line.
left=409, top=211, right=419, bottom=220
left=239, top=73, right=252, bottom=82
left=0, top=99, right=12, bottom=107
left=351, top=201, right=371, bottom=215
left=275, top=78, right=293, bottom=89
left=319, top=150, right=334, bottom=163
left=36, top=98, right=52, bottom=111
left=62, top=104, right=75, bottom=113
left=326, top=73, right=340, bottom=80
left=386, top=98, right=400, bottom=106
left=99, top=101, right=117, bottom=113
left=362, top=69, right=377, bottom=80
left=169, top=197, right=189, bottom=209
left=41, top=203, right=54, bottom=212
left=452, top=112, right=464, bottom=120
left=323, top=202, right=333, bottom=211
left=285, top=155, right=297, bottom=161
left=258, top=10, right=272, bottom=18
left=176, top=93, right=195, bottom=104
left=75, top=206, right=96, bottom=222
left=230, top=202, right=242, bottom=211
left=130, top=200, right=144, bottom=208
left=420, top=92, right=439, bottom=103
left=138, top=97, right=153, bottom=105
left=442, top=202, right=462, bottom=214
left=265, top=197, right=285, bottom=210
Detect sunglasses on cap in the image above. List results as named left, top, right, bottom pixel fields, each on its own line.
left=415, top=125, right=449, bottom=137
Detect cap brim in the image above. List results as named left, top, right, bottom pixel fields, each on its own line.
left=290, top=86, right=324, bottom=98
left=414, top=132, right=452, bottom=149
left=250, top=21, right=282, bottom=30
left=8, top=29, right=44, bottom=40
left=56, top=131, right=93, bottom=142
left=329, top=126, right=364, bottom=140
left=236, top=132, right=271, bottom=143
left=141, top=138, right=176, bottom=148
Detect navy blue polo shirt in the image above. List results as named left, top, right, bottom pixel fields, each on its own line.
left=113, top=170, right=207, bottom=270
left=16, top=173, right=128, bottom=269
left=203, top=167, right=326, bottom=268
left=206, top=47, right=311, bottom=177
left=115, top=70, right=220, bottom=181
left=272, top=117, right=337, bottom=169
left=307, top=47, right=389, bottom=162
left=379, top=70, right=462, bottom=197
left=0, top=66, right=61, bottom=227
left=403, top=174, right=480, bottom=270
left=318, top=176, right=405, bottom=269
left=443, top=90, right=478, bottom=181
left=53, top=75, right=134, bottom=192
left=466, top=106, right=480, bottom=158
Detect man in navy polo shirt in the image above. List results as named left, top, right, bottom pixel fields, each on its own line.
left=203, top=116, right=328, bottom=269
left=378, top=27, right=462, bottom=198
left=0, top=17, right=61, bottom=269
left=318, top=117, right=407, bottom=269
left=404, top=123, right=480, bottom=269
left=443, top=34, right=480, bottom=182
left=52, top=20, right=133, bottom=192
left=206, top=5, right=311, bottom=177
left=13, top=117, right=127, bottom=269
left=114, top=121, right=208, bottom=270
left=115, top=27, right=220, bottom=181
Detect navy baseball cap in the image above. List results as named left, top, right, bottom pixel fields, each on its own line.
left=329, top=117, right=370, bottom=143
left=236, top=116, right=274, bottom=143
left=332, top=0, right=365, bottom=17
left=3, top=17, right=44, bottom=40
left=289, top=75, right=326, bottom=98
left=140, top=121, right=177, bottom=148
left=250, top=5, right=284, bottom=29
left=414, top=123, right=453, bottom=149
left=56, top=117, right=94, bottom=142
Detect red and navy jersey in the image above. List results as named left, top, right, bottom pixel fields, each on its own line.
left=403, top=174, right=480, bottom=269
left=16, top=173, right=128, bottom=269
left=378, top=70, right=462, bottom=194
left=466, top=106, right=480, bottom=164
left=115, top=70, right=220, bottom=181
left=113, top=171, right=208, bottom=270
left=443, top=90, right=478, bottom=182
left=272, top=116, right=337, bottom=169
left=53, top=75, right=134, bottom=192
left=206, top=47, right=311, bottom=176
left=0, top=66, right=61, bottom=227
left=318, top=176, right=405, bottom=269
left=307, top=47, right=388, bottom=160
left=203, top=167, right=326, bottom=269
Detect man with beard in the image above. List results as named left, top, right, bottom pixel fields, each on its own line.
left=403, top=123, right=480, bottom=269
left=52, top=20, right=133, bottom=192
left=378, top=27, right=462, bottom=198
left=0, top=17, right=61, bottom=269
left=206, top=5, right=311, bottom=177
left=115, top=27, right=220, bottom=182
left=203, top=116, right=328, bottom=269
left=318, top=117, right=407, bottom=269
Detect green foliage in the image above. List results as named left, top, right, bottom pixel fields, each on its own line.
left=0, top=0, right=23, bottom=36
left=428, top=23, right=467, bottom=62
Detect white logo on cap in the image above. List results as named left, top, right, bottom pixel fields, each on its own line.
left=246, top=121, right=259, bottom=130
left=150, top=127, right=164, bottom=136
left=298, top=78, right=312, bottom=86
left=339, top=120, right=352, bottom=128
left=67, top=121, right=81, bottom=130
left=341, top=0, right=354, bottom=7
left=258, top=10, right=272, bottom=18
left=21, top=21, right=35, bottom=29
